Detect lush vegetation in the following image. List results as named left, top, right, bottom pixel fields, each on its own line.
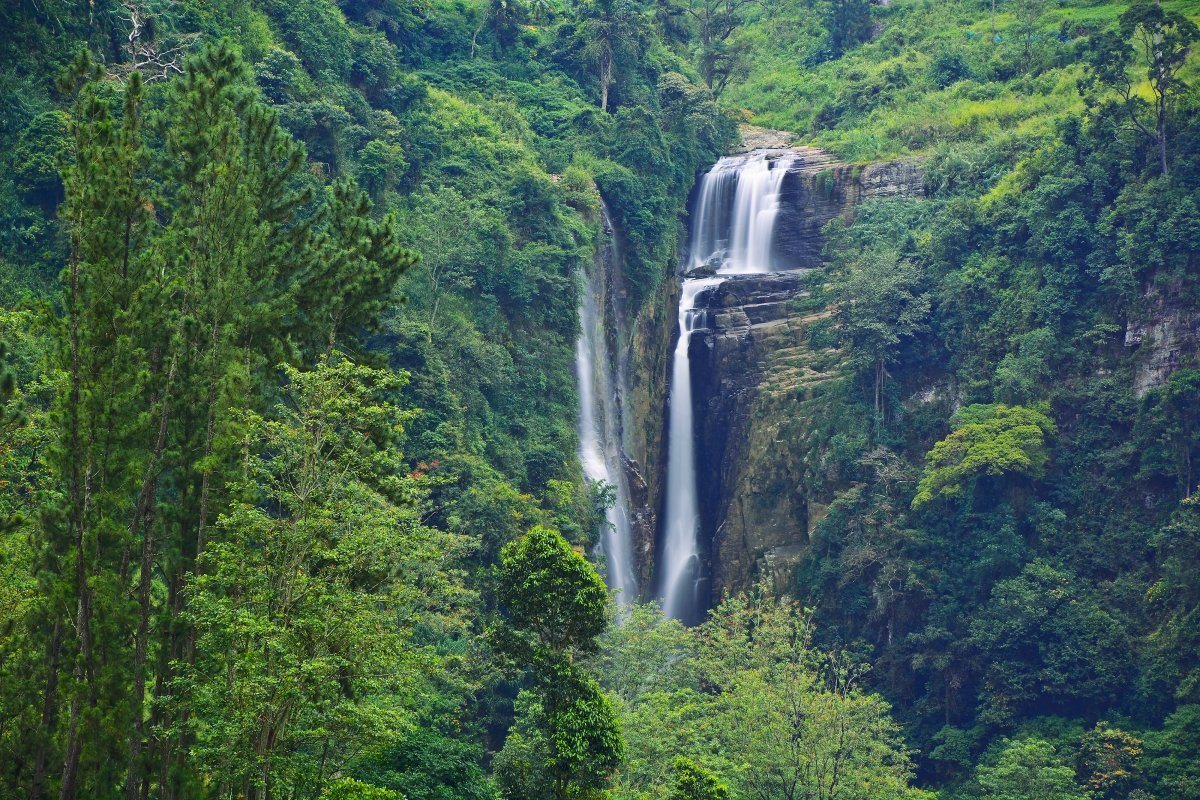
left=0, top=0, right=730, bottom=796
left=2, top=0, right=1200, bottom=797
left=730, top=0, right=1200, bottom=797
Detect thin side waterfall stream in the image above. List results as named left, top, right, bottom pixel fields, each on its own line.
left=659, top=150, right=795, bottom=623
left=576, top=206, right=638, bottom=605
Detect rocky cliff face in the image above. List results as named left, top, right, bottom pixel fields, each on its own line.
left=1125, top=277, right=1200, bottom=397
left=586, top=204, right=673, bottom=598
left=625, top=272, right=677, bottom=592
left=772, top=147, right=925, bottom=269
left=685, top=271, right=843, bottom=597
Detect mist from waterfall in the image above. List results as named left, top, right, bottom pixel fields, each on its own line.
left=576, top=209, right=639, bottom=605
left=689, top=151, right=796, bottom=275
left=659, top=150, right=794, bottom=624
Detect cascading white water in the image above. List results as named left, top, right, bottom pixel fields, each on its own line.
left=659, top=277, right=721, bottom=622
left=576, top=218, right=639, bottom=605
left=689, top=151, right=796, bottom=275
left=659, top=150, right=796, bottom=623
left=688, top=162, right=739, bottom=272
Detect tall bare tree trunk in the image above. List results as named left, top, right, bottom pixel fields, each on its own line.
left=600, top=45, right=612, bottom=112
left=1159, top=119, right=1169, bottom=176
left=874, top=358, right=883, bottom=417
left=59, top=248, right=94, bottom=800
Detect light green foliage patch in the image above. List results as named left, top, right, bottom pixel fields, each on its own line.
left=912, top=403, right=1056, bottom=508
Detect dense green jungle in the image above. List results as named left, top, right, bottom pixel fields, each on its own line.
left=3, top=0, right=1200, bottom=797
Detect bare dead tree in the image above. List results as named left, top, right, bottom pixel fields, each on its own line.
left=108, top=1, right=199, bottom=83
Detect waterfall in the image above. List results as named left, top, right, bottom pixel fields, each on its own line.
left=689, top=162, right=739, bottom=272
left=689, top=151, right=796, bottom=275
left=659, top=150, right=795, bottom=623
left=576, top=207, right=638, bottom=605
left=659, top=277, right=721, bottom=623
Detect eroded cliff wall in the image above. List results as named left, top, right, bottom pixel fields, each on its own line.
left=1125, top=277, right=1200, bottom=397
left=687, top=272, right=843, bottom=597
left=624, top=270, right=678, bottom=592
left=773, top=148, right=925, bottom=268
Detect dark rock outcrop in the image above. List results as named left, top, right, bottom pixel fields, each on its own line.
left=625, top=255, right=679, bottom=591
left=684, top=271, right=843, bottom=597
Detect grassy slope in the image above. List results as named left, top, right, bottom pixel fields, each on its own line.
left=725, top=0, right=1200, bottom=163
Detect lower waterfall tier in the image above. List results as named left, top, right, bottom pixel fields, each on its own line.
left=683, top=270, right=834, bottom=598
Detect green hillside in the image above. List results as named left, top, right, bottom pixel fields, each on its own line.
left=729, top=0, right=1200, bottom=160
left=706, top=0, right=1200, bottom=795
left=2, top=0, right=1200, bottom=798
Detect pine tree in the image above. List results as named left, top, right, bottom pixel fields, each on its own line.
left=23, top=40, right=417, bottom=800
left=38, top=51, right=161, bottom=800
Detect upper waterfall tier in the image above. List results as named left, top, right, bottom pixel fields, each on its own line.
left=689, top=151, right=796, bottom=275
left=688, top=146, right=926, bottom=275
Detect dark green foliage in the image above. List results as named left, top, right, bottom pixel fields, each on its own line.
left=497, top=525, right=609, bottom=657
left=0, top=340, right=21, bottom=533
left=928, top=50, right=972, bottom=89
left=1144, top=705, right=1200, bottom=800
left=1145, top=498, right=1200, bottom=707
left=339, top=0, right=425, bottom=47
left=538, top=671, right=623, bottom=797
left=1135, top=370, right=1200, bottom=498
left=11, top=112, right=70, bottom=212
left=970, top=561, right=1133, bottom=724
left=270, top=0, right=355, bottom=78
left=835, top=246, right=930, bottom=417
left=0, top=342, right=16, bottom=418
left=974, top=738, right=1088, bottom=800
left=350, top=729, right=499, bottom=800
left=0, top=35, right=434, bottom=800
